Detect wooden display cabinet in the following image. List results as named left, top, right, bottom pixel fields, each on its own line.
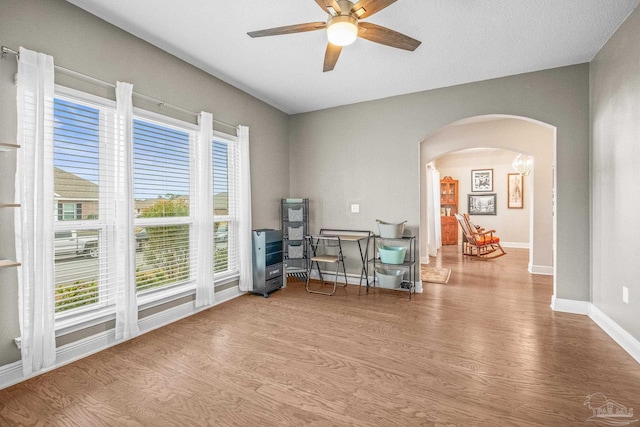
left=440, top=177, right=459, bottom=245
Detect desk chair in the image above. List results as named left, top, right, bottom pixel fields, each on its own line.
left=306, top=234, right=348, bottom=295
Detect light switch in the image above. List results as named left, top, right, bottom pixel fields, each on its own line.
left=623, top=286, right=629, bottom=304
left=351, top=204, right=360, bottom=213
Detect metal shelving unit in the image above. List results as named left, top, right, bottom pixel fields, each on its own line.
left=369, top=235, right=417, bottom=299
left=281, top=198, right=309, bottom=285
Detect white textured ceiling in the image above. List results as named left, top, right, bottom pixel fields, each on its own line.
left=65, top=0, right=639, bottom=114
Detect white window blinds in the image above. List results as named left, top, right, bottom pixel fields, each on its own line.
left=213, top=136, right=240, bottom=278
left=51, top=87, right=242, bottom=326
left=133, top=117, right=194, bottom=293
left=53, top=95, right=113, bottom=316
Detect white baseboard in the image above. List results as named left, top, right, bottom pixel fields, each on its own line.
left=551, top=296, right=640, bottom=364
left=588, top=304, right=640, bottom=364
left=529, top=263, right=554, bottom=275
left=0, top=286, right=244, bottom=390
left=550, top=296, right=590, bottom=314
left=501, top=242, right=530, bottom=249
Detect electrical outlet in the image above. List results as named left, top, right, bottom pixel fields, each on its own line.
left=623, top=286, right=629, bottom=304
left=351, top=204, right=360, bottom=214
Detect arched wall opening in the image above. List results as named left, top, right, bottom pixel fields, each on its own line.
left=419, top=115, right=556, bottom=282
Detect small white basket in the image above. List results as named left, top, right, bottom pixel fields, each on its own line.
left=288, top=225, right=304, bottom=241
left=377, top=220, right=407, bottom=239
left=375, top=268, right=404, bottom=288
left=288, top=244, right=304, bottom=259
left=288, top=206, right=304, bottom=222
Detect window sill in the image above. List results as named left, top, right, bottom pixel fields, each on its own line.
left=55, top=277, right=238, bottom=338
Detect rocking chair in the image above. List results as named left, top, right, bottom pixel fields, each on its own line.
left=454, top=213, right=506, bottom=259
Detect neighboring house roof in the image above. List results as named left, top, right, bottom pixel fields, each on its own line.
left=54, top=167, right=98, bottom=200
left=53, top=168, right=228, bottom=213
left=134, top=198, right=160, bottom=211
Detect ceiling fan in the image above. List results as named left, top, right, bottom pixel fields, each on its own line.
left=247, top=0, right=421, bottom=72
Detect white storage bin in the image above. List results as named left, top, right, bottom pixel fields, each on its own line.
left=288, top=206, right=304, bottom=222
left=377, top=220, right=407, bottom=239
left=288, top=225, right=304, bottom=241
left=375, top=268, right=404, bottom=288
left=288, top=244, right=304, bottom=259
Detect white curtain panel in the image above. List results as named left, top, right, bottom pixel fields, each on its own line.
left=237, top=126, right=253, bottom=292
left=113, top=82, right=139, bottom=340
left=15, top=47, right=56, bottom=376
left=426, top=162, right=442, bottom=257
left=195, top=112, right=215, bottom=307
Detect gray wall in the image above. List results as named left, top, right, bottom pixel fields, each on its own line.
left=289, top=64, right=590, bottom=302
left=591, top=7, right=640, bottom=340
left=0, top=0, right=290, bottom=366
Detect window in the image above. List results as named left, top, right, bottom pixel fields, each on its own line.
left=51, top=86, right=241, bottom=327
left=53, top=95, right=108, bottom=316
left=133, top=117, right=193, bottom=294
left=213, top=136, right=240, bottom=278
left=57, top=202, right=82, bottom=220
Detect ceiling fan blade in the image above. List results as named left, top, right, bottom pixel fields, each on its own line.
left=323, top=43, right=342, bottom=72
left=351, top=0, right=397, bottom=19
left=358, top=22, right=421, bottom=51
left=315, top=0, right=342, bottom=14
left=248, top=22, right=326, bottom=38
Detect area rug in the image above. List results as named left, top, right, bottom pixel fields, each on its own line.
left=421, top=264, right=451, bottom=284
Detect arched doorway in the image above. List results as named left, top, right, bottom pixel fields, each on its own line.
left=419, top=115, right=556, bottom=286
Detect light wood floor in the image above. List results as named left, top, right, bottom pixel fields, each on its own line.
left=1, top=246, right=639, bottom=426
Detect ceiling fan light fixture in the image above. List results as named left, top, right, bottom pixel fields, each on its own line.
left=327, top=15, right=358, bottom=46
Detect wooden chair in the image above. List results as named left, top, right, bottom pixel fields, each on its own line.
left=305, top=234, right=348, bottom=295
left=454, top=213, right=506, bottom=259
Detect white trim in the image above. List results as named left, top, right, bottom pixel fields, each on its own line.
left=550, top=297, right=640, bottom=365
left=501, top=241, right=530, bottom=249
left=588, top=304, right=640, bottom=364
left=451, top=241, right=530, bottom=249
left=133, top=105, right=198, bottom=132
left=213, top=130, right=238, bottom=143
left=550, top=296, right=590, bottom=314
left=0, top=286, right=244, bottom=390
left=415, top=280, right=423, bottom=293
left=55, top=84, right=116, bottom=109
left=528, top=263, right=554, bottom=275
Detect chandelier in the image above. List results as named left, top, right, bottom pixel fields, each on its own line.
left=512, top=154, right=533, bottom=176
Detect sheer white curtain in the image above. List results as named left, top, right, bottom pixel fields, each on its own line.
left=426, top=162, right=442, bottom=258
left=195, top=112, right=215, bottom=306
left=15, top=47, right=56, bottom=376
left=237, top=126, right=253, bottom=292
left=113, top=82, right=139, bottom=340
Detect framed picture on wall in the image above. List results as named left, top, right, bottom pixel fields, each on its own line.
left=468, top=193, right=497, bottom=215
left=508, top=173, right=524, bottom=209
left=471, top=169, right=493, bottom=192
